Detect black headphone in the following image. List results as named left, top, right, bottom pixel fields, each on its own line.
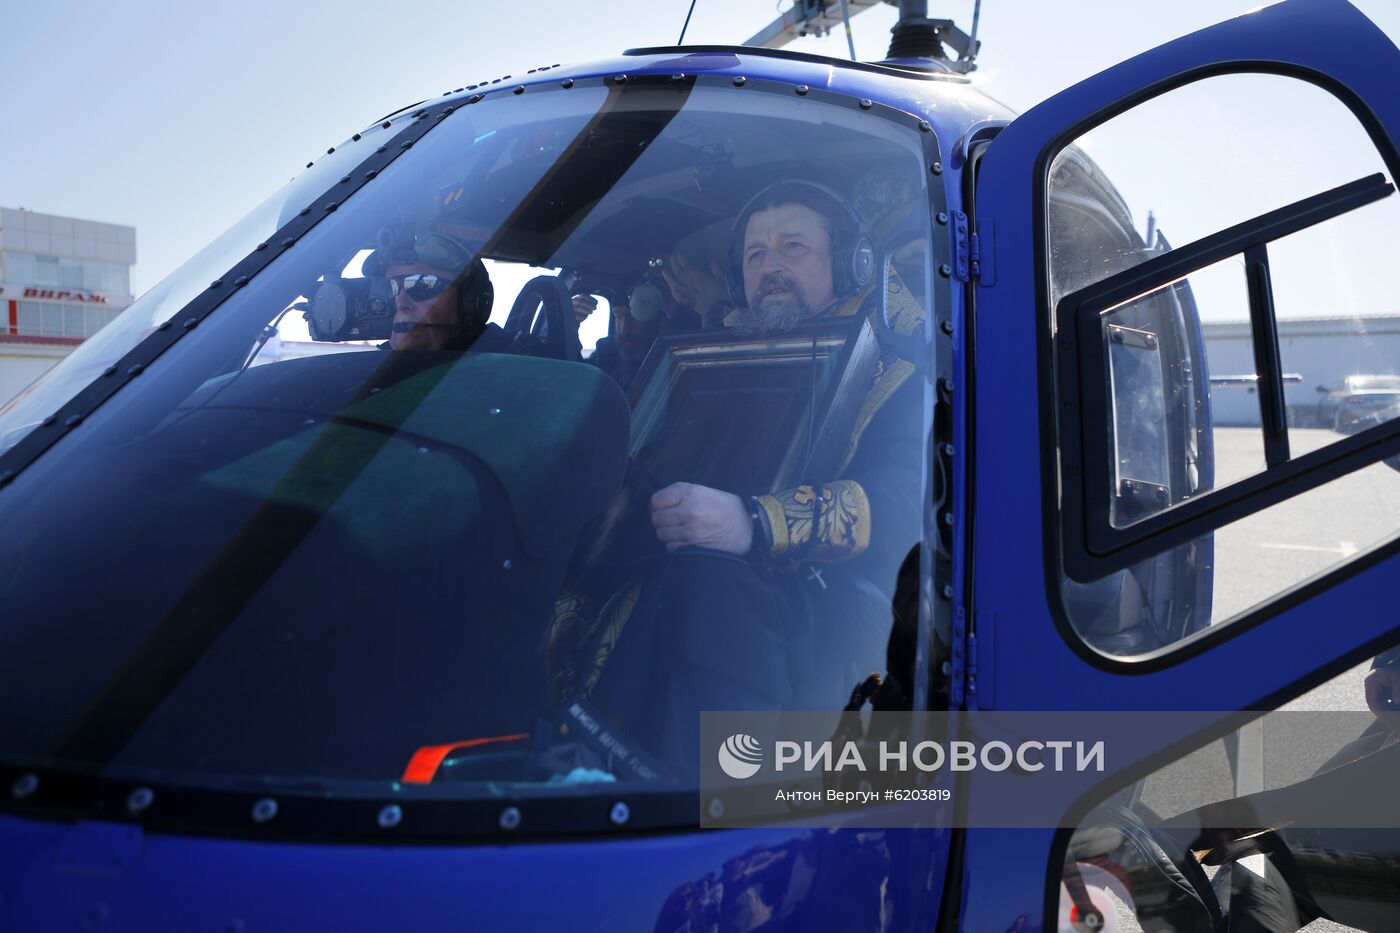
left=724, top=180, right=875, bottom=309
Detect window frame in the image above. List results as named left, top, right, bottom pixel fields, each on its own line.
left=1024, top=63, right=1400, bottom=674
left=1056, top=172, right=1398, bottom=582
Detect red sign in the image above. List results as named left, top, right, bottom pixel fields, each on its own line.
left=22, top=287, right=108, bottom=304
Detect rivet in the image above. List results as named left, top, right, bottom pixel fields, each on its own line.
left=941, top=661, right=952, bottom=676
left=795, top=85, right=809, bottom=95
left=281, top=237, right=296, bottom=249
left=733, top=76, right=746, bottom=86
left=859, top=99, right=873, bottom=109
left=671, top=73, right=685, bottom=81
left=502, top=559, right=513, bottom=570
left=499, top=806, right=521, bottom=831
left=376, top=145, right=387, bottom=153
left=940, top=320, right=954, bottom=335
left=400, top=140, right=413, bottom=149
left=443, top=106, right=455, bottom=115
left=513, top=85, right=525, bottom=95
left=339, top=175, right=350, bottom=184
left=158, top=320, right=172, bottom=330
left=941, top=584, right=954, bottom=600
left=377, top=804, right=402, bottom=829
left=613, top=74, right=628, bottom=83
left=234, top=276, right=249, bottom=287
left=560, top=80, right=574, bottom=90
left=251, top=798, right=278, bottom=823
left=417, top=446, right=428, bottom=454
left=943, top=512, right=954, bottom=527
left=65, top=414, right=83, bottom=427
left=364, top=169, right=378, bottom=181
left=942, top=443, right=955, bottom=457
left=610, top=802, right=630, bottom=826
left=326, top=147, right=335, bottom=154
left=324, top=202, right=338, bottom=212
left=255, top=242, right=268, bottom=251
left=127, top=364, right=144, bottom=376
left=370, top=387, right=382, bottom=394
left=939, top=264, right=952, bottom=277
left=299, top=207, right=311, bottom=216
left=209, top=279, right=223, bottom=289
left=183, top=319, right=197, bottom=329
left=102, top=366, right=116, bottom=376
left=931, top=162, right=943, bottom=175
left=469, top=93, right=486, bottom=102
left=919, top=120, right=932, bottom=132
left=11, top=773, right=37, bottom=800
left=126, top=787, right=154, bottom=814
left=382, top=121, right=392, bottom=128
left=412, top=109, right=427, bottom=118
left=936, top=212, right=948, bottom=224
left=42, top=415, right=56, bottom=426
left=706, top=797, right=724, bottom=819
left=939, top=377, right=954, bottom=394
left=352, top=133, right=362, bottom=141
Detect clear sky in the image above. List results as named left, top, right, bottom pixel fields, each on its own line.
left=2, top=0, right=1396, bottom=307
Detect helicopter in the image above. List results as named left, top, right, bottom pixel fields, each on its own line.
left=0, top=0, right=1397, bottom=929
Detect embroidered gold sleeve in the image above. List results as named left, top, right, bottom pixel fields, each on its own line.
left=755, top=480, right=871, bottom=563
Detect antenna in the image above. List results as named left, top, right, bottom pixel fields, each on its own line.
left=678, top=0, right=699, bottom=44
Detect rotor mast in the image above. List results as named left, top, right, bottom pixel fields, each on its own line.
left=741, top=0, right=981, bottom=73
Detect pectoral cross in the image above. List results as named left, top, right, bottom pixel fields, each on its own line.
left=807, top=566, right=827, bottom=590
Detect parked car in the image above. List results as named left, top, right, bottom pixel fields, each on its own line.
left=1317, top=373, right=1400, bottom=432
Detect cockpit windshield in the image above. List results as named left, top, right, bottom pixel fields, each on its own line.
left=0, top=79, right=935, bottom=818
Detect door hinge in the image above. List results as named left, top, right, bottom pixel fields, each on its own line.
left=950, top=211, right=995, bottom=286
left=953, top=607, right=996, bottom=710
left=950, top=602, right=967, bottom=707
left=951, top=210, right=974, bottom=282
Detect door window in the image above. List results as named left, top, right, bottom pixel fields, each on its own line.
left=1047, top=72, right=1399, bottom=655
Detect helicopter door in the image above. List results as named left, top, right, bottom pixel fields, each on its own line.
left=956, top=0, right=1400, bottom=928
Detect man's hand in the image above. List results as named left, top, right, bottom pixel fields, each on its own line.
left=571, top=294, right=598, bottom=324
left=661, top=254, right=727, bottom=320
left=650, top=482, right=753, bottom=555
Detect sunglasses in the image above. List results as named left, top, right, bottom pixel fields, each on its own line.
left=388, top=273, right=452, bottom=302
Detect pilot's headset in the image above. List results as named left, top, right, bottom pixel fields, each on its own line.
left=374, top=229, right=495, bottom=335
left=724, top=179, right=876, bottom=309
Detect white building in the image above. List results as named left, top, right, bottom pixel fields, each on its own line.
left=0, top=207, right=136, bottom=404
left=1204, top=315, right=1400, bottom=426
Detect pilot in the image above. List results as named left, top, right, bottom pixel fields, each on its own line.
left=377, top=231, right=497, bottom=352
left=553, top=180, right=926, bottom=758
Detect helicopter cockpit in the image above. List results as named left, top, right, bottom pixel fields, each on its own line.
left=0, top=78, right=936, bottom=798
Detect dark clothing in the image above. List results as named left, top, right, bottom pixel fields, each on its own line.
left=588, top=337, right=646, bottom=392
